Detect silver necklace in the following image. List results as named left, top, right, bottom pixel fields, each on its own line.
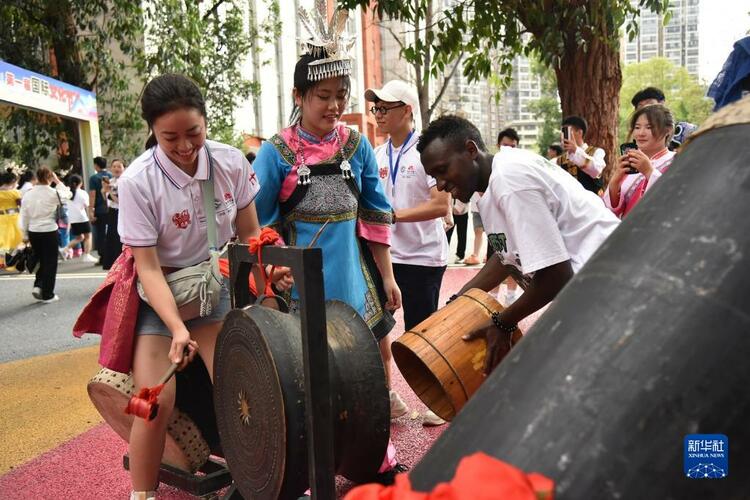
left=295, top=126, right=352, bottom=186
left=333, top=128, right=353, bottom=180
left=296, top=126, right=312, bottom=185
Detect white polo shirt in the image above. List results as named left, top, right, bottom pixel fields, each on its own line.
left=118, top=140, right=259, bottom=268
left=478, top=147, right=619, bottom=287
left=374, top=132, right=448, bottom=267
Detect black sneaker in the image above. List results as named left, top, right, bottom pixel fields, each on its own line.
left=373, top=463, right=409, bottom=486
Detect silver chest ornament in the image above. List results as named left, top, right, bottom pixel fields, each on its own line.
left=339, top=159, right=352, bottom=179
left=297, top=164, right=311, bottom=185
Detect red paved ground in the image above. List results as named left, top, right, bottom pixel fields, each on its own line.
left=0, top=267, right=542, bottom=499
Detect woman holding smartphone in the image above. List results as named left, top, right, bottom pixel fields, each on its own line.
left=604, top=104, right=675, bottom=219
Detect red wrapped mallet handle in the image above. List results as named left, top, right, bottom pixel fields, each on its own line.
left=125, top=359, right=182, bottom=421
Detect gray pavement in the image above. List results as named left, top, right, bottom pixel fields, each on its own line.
left=0, top=257, right=105, bottom=363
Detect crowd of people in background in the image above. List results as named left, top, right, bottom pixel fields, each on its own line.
left=0, top=155, right=126, bottom=303
left=0, top=81, right=690, bottom=315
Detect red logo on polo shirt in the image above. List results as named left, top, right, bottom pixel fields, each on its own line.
left=249, top=172, right=257, bottom=185
left=224, top=192, right=233, bottom=201
left=379, top=166, right=388, bottom=179
left=172, top=210, right=191, bottom=229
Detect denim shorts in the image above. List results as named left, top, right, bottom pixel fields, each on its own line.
left=472, top=211, right=484, bottom=230
left=135, top=280, right=231, bottom=337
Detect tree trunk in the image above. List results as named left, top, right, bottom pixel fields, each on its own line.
left=45, top=0, right=86, bottom=89
left=554, top=34, right=621, bottom=186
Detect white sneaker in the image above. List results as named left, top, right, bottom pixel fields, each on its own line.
left=422, top=409, right=446, bottom=427
left=130, top=491, right=156, bottom=500
left=38, top=294, right=59, bottom=304
left=81, top=254, right=98, bottom=263
left=32, top=287, right=42, bottom=300
left=389, top=390, right=408, bottom=419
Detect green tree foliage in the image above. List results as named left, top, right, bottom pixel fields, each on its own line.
left=0, top=0, right=262, bottom=166
left=0, top=0, right=145, bottom=167
left=618, top=57, right=714, bottom=142
left=364, top=1, right=468, bottom=126
left=137, top=0, right=258, bottom=149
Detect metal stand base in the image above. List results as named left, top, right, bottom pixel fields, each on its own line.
left=123, top=454, right=234, bottom=499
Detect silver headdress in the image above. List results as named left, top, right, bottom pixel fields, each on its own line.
left=298, top=0, right=355, bottom=81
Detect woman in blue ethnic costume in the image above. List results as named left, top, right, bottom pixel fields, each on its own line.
left=253, top=9, right=401, bottom=340
left=252, top=4, right=406, bottom=481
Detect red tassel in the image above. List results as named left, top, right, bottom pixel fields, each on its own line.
left=247, top=228, right=281, bottom=297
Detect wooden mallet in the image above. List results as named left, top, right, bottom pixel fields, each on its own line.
left=125, top=356, right=183, bottom=422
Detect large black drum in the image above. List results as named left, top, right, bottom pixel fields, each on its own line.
left=213, top=300, right=389, bottom=500
left=410, top=97, right=750, bottom=499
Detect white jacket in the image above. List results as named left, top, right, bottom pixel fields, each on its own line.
left=20, top=184, right=72, bottom=236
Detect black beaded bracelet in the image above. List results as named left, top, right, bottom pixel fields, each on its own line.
left=491, top=311, right=517, bottom=334
left=447, top=293, right=459, bottom=304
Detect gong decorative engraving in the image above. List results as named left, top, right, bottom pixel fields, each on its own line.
left=237, top=390, right=251, bottom=426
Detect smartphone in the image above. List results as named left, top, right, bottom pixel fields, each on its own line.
left=619, top=142, right=639, bottom=174
left=561, top=126, right=570, bottom=141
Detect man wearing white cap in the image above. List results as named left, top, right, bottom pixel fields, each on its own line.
left=365, top=80, right=450, bottom=426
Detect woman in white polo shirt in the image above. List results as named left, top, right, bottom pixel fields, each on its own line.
left=117, top=74, right=266, bottom=500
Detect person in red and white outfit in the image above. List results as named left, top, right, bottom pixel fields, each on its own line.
left=366, top=80, right=451, bottom=426
left=603, top=104, right=675, bottom=219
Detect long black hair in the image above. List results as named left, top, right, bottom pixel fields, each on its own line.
left=68, top=174, right=83, bottom=199
left=17, top=169, right=35, bottom=189
left=141, top=74, right=207, bottom=149
left=0, top=168, right=17, bottom=186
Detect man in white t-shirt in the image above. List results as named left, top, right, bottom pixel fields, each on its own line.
left=417, top=115, right=620, bottom=374
left=365, top=80, right=451, bottom=423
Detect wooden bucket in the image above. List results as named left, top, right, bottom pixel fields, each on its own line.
left=392, top=288, right=522, bottom=421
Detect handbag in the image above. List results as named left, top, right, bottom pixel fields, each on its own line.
left=55, top=190, right=69, bottom=227
left=136, top=149, right=223, bottom=321
left=6, top=245, right=38, bottom=274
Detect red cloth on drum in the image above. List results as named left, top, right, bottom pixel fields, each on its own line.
left=344, top=452, right=554, bottom=500
left=73, top=247, right=140, bottom=372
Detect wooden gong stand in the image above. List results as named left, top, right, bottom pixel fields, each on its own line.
left=225, top=243, right=335, bottom=500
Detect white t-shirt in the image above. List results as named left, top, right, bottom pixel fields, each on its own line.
left=118, top=140, right=259, bottom=268
left=477, top=147, right=619, bottom=287
left=67, top=188, right=90, bottom=224
left=374, top=132, right=448, bottom=267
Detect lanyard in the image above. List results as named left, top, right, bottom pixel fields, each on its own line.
left=388, top=130, right=415, bottom=193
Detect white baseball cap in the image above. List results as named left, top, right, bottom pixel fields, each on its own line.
left=365, top=80, right=421, bottom=126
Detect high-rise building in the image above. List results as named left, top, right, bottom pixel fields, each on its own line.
left=435, top=67, right=495, bottom=144
left=376, top=1, right=500, bottom=143
left=621, top=0, right=700, bottom=77
left=499, top=56, right=544, bottom=150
